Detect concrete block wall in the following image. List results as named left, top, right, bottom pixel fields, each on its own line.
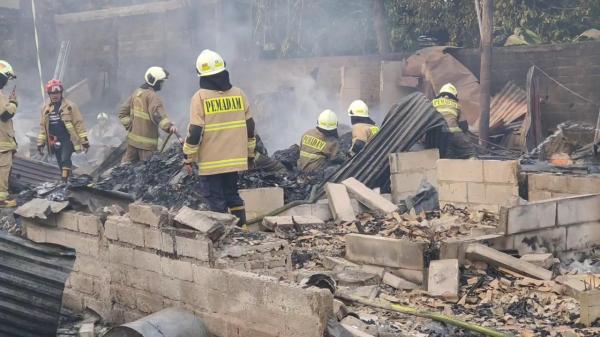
left=22, top=204, right=331, bottom=337
left=437, top=159, right=520, bottom=212
left=528, top=173, right=600, bottom=201
left=498, top=194, right=600, bottom=254
left=389, top=149, right=439, bottom=203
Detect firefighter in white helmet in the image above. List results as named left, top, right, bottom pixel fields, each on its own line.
left=347, top=99, right=379, bottom=157
left=432, top=83, right=476, bottom=159
left=182, top=49, right=256, bottom=227
left=0, top=60, right=17, bottom=207
left=118, top=66, right=177, bottom=163
left=297, top=109, right=345, bottom=173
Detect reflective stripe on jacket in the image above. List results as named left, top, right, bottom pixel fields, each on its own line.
left=38, top=99, right=88, bottom=152
left=118, top=88, right=172, bottom=151
left=432, top=97, right=462, bottom=133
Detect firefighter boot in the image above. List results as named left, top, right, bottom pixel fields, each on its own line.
left=229, top=205, right=247, bottom=229
left=61, top=167, right=71, bottom=183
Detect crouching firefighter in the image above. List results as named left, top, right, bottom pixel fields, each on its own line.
left=37, top=80, right=89, bottom=182
left=297, top=109, right=345, bottom=174
left=0, top=60, right=17, bottom=207
left=432, top=83, right=476, bottom=159
left=182, top=49, right=256, bottom=227
left=119, top=66, right=177, bottom=163
left=347, top=99, right=379, bottom=157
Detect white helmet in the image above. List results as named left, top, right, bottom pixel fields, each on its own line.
left=0, top=60, right=16, bottom=79
left=439, top=83, right=458, bottom=97
left=97, top=112, right=108, bottom=121
left=196, top=49, right=226, bottom=77
left=317, top=109, right=338, bottom=131
left=348, top=99, right=369, bottom=117
left=145, top=66, right=169, bottom=86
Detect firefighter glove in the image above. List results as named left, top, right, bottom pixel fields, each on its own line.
left=37, top=144, right=44, bottom=155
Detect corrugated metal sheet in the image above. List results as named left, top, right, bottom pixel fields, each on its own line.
left=316, top=92, right=446, bottom=193
left=0, top=231, right=75, bottom=337
left=475, top=82, right=527, bottom=131
left=11, top=156, right=61, bottom=187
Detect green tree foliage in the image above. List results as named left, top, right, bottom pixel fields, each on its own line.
left=253, top=0, right=600, bottom=57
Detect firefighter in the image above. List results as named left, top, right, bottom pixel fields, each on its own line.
left=347, top=99, right=379, bottom=156
left=432, top=83, right=476, bottom=159
left=297, top=109, right=344, bottom=173
left=0, top=60, right=17, bottom=207
left=37, top=79, right=90, bottom=182
left=119, top=66, right=177, bottom=163
left=182, top=49, right=256, bottom=227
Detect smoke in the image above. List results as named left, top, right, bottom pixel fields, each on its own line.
left=4, top=0, right=375, bottom=157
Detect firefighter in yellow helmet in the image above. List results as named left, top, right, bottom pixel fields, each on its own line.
left=37, top=79, right=90, bottom=182
left=297, top=109, right=345, bottom=173
left=119, top=66, right=177, bottom=163
left=0, top=60, right=17, bottom=207
left=432, top=83, right=476, bottom=159
left=182, top=50, right=256, bottom=227
left=347, top=99, right=379, bottom=156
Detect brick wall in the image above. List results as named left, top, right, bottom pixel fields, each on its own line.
left=388, top=149, right=439, bottom=203
left=437, top=159, right=520, bottom=212
left=528, top=173, right=600, bottom=201
left=22, top=204, right=331, bottom=337
left=498, top=194, right=600, bottom=255
left=450, top=41, right=600, bottom=130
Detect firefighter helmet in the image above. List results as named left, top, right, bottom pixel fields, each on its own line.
left=439, top=83, right=458, bottom=97
left=196, top=49, right=226, bottom=77
left=45, top=79, right=64, bottom=93
left=0, top=61, right=15, bottom=80
left=145, top=67, right=169, bottom=86
left=347, top=99, right=369, bottom=117
left=317, top=109, right=338, bottom=131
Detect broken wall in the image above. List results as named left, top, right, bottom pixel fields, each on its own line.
left=498, top=194, right=600, bottom=255
left=389, top=149, right=439, bottom=203
left=22, top=204, right=331, bottom=337
left=528, top=173, right=600, bottom=201
left=437, top=159, right=520, bottom=212
left=451, top=41, right=600, bottom=130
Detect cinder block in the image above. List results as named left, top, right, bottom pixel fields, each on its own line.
left=143, top=227, right=161, bottom=250
left=437, top=159, right=483, bottom=182
left=135, top=290, right=164, bottom=314
left=511, top=227, right=567, bottom=254
left=56, top=211, right=79, bottom=232
left=557, top=194, right=600, bottom=226
left=77, top=213, right=100, bottom=236
left=382, top=272, right=419, bottom=290
left=325, top=183, right=356, bottom=223
left=62, top=288, right=84, bottom=312
left=175, top=236, right=213, bottom=262
left=439, top=234, right=504, bottom=264
left=104, top=216, right=121, bottom=240
left=345, top=234, right=425, bottom=270
left=128, top=202, right=169, bottom=227
left=528, top=190, right=553, bottom=202
left=112, top=284, right=138, bottom=309
left=239, top=187, right=284, bottom=219
left=467, top=183, right=518, bottom=205
left=68, top=273, right=95, bottom=295
left=505, top=201, right=557, bottom=234
left=482, top=160, right=518, bottom=184
left=159, top=276, right=185, bottom=301
left=388, top=149, right=439, bottom=174
left=390, top=172, right=427, bottom=202
left=566, top=222, right=600, bottom=251
left=74, top=255, right=105, bottom=278
left=528, top=173, right=568, bottom=193
left=566, top=175, right=600, bottom=195
left=342, top=178, right=398, bottom=215
left=580, top=289, right=600, bottom=327
left=133, top=249, right=162, bottom=273
left=108, top=244, right=134, bottom=265
left=83, top=297, right=112, bottom=322
left=25, top=222, right=47, bottom=242
left=63, top=231, right=99, bottom=257
left=117, top=222, right=145, bottom=246
left=438, top=182, right=468, bottom=203
left=161, top=257, right=194, bottom=281
left=428, top=259, right=459, bottom=299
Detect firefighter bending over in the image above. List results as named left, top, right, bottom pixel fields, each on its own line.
left=347, top=99, right=379, bottom=157
left=297, top=109, right=345, bottom=173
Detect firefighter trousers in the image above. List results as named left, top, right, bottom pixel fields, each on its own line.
left=54, top=140, right=74, bottom=170
left=122, top=144, right=154, bottom=164
left=445, top=132, right=476, bottom=159
left=198, top=172, right=244, bottom=213
left=0, top=151, right=12, bottom=200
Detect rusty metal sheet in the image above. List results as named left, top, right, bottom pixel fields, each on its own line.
left=474, top=81, right=527, bottom=131
left=0, top=231, right=75, bottom=337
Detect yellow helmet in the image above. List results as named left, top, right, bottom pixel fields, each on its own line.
left=145, top=66, right=169, bottom=86
left=317, top=109, right=338, bottom=130
left=0, top=60, right=16, bottom=79
left=348, top=99, right=369, bottom=117
left=196, top=49, right=226, bottom=77
left=439, top=83, right=458, bottom=97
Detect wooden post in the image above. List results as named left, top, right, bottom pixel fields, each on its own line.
left=373, top=0, right=389, bottom=54
left=478, top=0, right=493, bottom=147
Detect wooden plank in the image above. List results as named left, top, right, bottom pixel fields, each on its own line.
left=465, top=243, right=553, bottom=280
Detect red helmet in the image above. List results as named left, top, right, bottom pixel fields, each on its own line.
left=45, top=79, right=64, bottom=94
